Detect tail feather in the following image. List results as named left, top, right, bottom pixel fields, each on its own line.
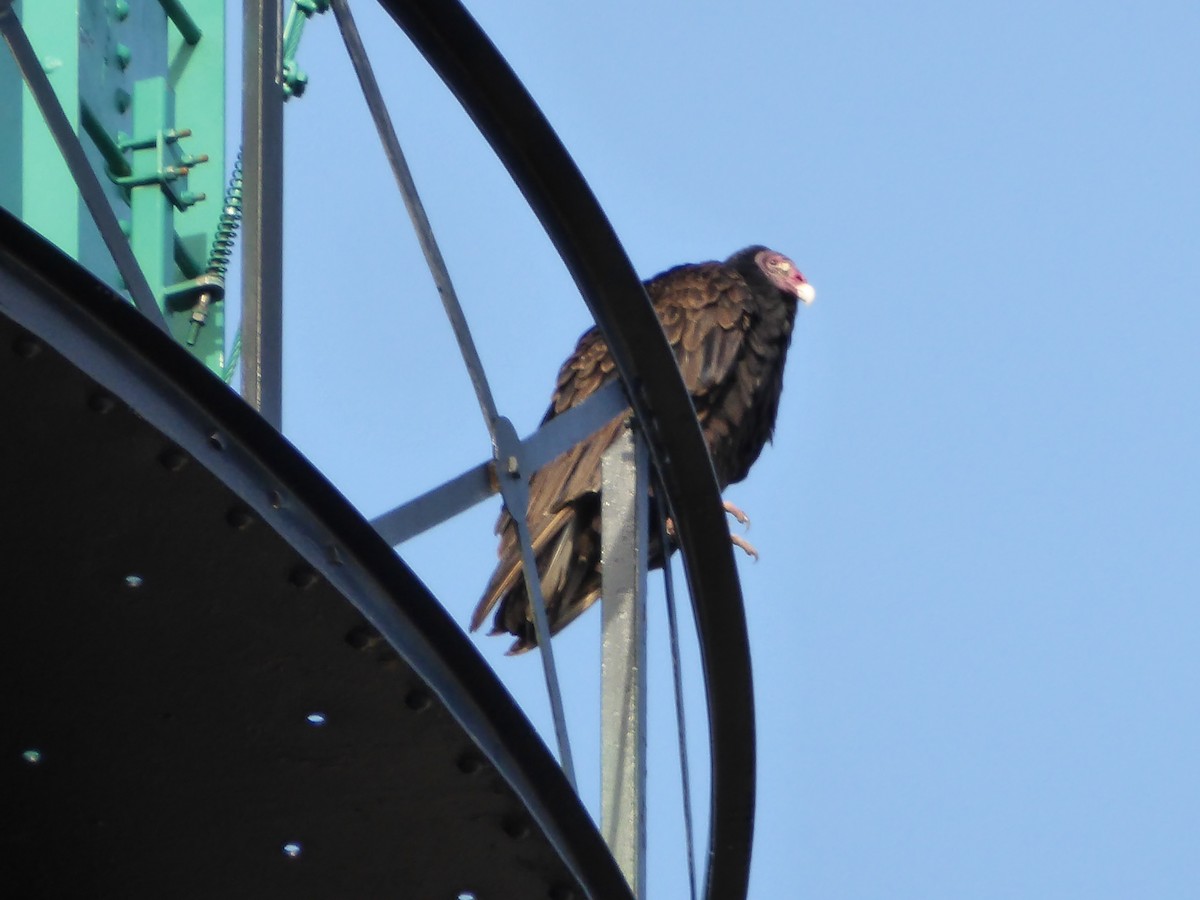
left=471, top=504, right=573, bottom=632
left=475, top=416, right=623, bottom=650
left=474, top=495, right=602, bottom=652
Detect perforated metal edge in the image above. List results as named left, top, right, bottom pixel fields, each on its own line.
left=0, top=208, right=634, bottom=900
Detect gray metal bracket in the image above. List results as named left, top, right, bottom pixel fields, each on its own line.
left=369, top=379, right=627, bottom=546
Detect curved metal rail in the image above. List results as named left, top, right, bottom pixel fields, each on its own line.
left=373, top=2, right=758, bottom=897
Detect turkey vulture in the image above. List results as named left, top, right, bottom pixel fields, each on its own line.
left=473, top=246, right=814, bottom=653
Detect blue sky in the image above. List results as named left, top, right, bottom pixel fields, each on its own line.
left=271, top=1, right=1200, bottom=896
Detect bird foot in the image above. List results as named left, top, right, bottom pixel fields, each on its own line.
left=722, top=499, right=751, bottom=529
left=664, top=515, right=759, bottom=561
left=730, top=533, right=760, bottom=562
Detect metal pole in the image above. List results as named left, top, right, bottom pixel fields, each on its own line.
left=241, top=0, right=284, bottom=428
left=601, top=420, right=648, bottom=896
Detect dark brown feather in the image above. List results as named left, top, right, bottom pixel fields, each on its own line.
left=474, top=246, right=802, bottom=652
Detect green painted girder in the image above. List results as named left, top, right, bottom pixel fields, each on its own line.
left=0, top=0, right=225, bottom=375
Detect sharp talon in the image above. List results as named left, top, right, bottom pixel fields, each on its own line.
left=722, top=500, right=751, bottom=530
left=730, top=533, right=759, bottom=561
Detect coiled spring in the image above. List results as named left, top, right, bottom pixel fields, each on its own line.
left=206, top=149, right=244, bottom=280
left=186, top=150, right=244, bottom=352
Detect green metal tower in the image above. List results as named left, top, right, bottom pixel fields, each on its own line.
left=1, top=0, right=226, bottom=371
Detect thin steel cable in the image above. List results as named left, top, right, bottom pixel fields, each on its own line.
left=329, top=0, right=575, bottom=785
left=658, top=481, right=699, bottom=900
left=224, top=327, right=242, bottom=383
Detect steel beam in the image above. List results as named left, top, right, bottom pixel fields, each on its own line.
left=369, top=379, right=627, bottom=546
left=600, top=421, right=648, bottom=897
left=0, top=1, right=164, bottom=328
left=170, top=0, right=228, bottom=375
left=241, top=0, right=284, bottom=427
left=127, top=78, right=173, bottom=314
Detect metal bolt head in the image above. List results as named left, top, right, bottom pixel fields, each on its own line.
left=288, top=566, right=319, bottom=590
left=12, top=334, right=41, bottom=358
left=157, top=446, right=189, bottom=472
left=404, top=689, right=432, bottom=712
left=86, top=392, right=116, bottom=414
left=502, top=815, right=531, bottom=840
left=456, top=753, right=484, bottom=775
left=344, top=624, right=375, bottom=650
left=226, top=508, right=255, bottom=531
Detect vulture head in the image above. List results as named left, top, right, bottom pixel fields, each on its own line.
left=754, top=248, right=816, bottom=305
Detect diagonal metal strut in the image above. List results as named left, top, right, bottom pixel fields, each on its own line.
left=330, top=0, right=575, bottom=787
left=370, top=379, right=627, bottom=546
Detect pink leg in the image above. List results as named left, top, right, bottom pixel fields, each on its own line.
left=722, top=499, right=751, bottom=528
left=730, top=533, right=759, bottom=561
left=667, top=515, right=759, bottom=561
